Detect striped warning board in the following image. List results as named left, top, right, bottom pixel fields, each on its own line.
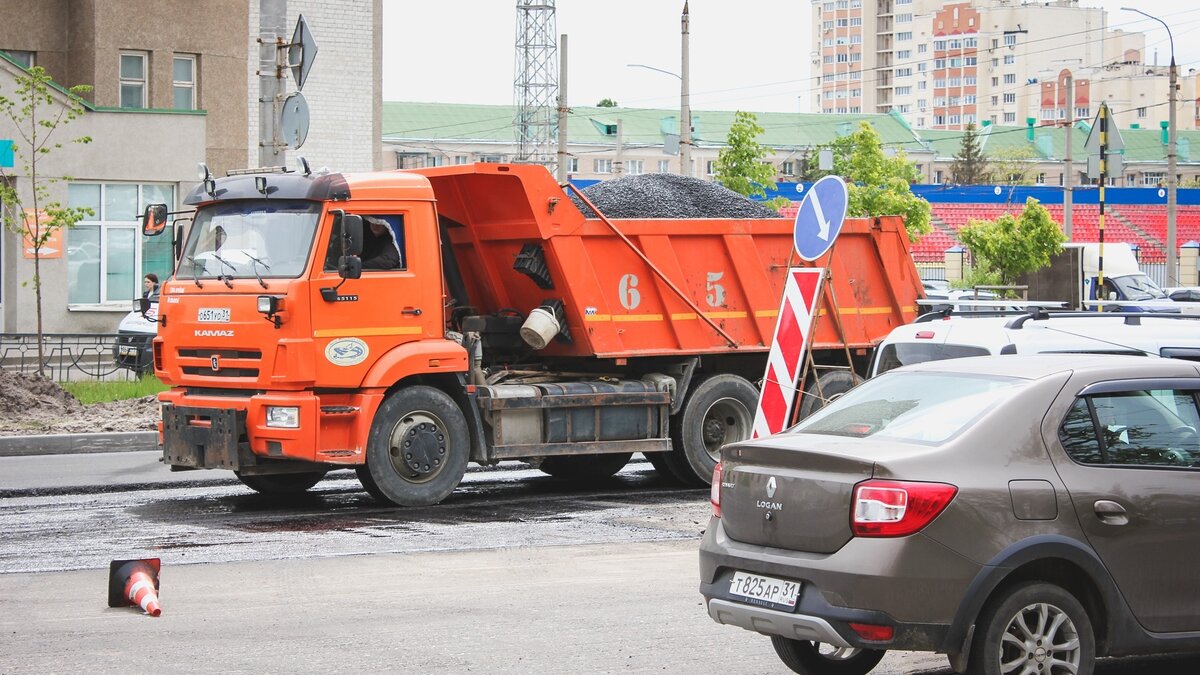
left=752, top=268, right=825, bottom=439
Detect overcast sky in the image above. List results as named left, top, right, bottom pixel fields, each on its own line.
left=382, top=1, right=1200, bottom=114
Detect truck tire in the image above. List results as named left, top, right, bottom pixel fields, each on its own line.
left=538, top=452, right=632, bottom=481
left=235, top=470, right=327, bottom=495
left=361, top=386, right=470, bottom=507
left=644, top=451, right=676, bottom=480
left=665, top=374, right=757, bottom=487
left=797, top=370, right=858, bottom=420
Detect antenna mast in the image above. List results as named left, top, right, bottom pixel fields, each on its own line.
left=513, top=1, right=559, bottom=169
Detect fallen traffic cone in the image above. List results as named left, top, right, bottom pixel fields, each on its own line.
left=108, top=558, right=162, bottom=617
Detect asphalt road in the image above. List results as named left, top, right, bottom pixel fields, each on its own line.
left=1, top=452, right=1198, bottom=673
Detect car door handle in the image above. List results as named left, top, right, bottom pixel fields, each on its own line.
left=1093, top=500, right=1129, bottom=526
left=402, top=307, right=422, bottom=316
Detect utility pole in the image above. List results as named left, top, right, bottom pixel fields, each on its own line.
left=1063, top=72, right=1073, bottom=239
left=556, top=33, right=569, bottom=183
left=1168, top=52, right=1178, bottom=286
left=680, top=1, right=692, bottom=177
left=258, top=0, right=287, bottom=167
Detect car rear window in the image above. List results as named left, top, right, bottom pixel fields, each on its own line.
left=792, top=371, right=1026, bottom=445
left=873, top=342, right=991, bottom=376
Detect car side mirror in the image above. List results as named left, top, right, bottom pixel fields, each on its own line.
left=134, top=297, right=152, bottom=314
left=141, top=204, right=168, bottom=236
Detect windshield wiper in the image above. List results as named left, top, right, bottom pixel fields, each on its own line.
left=183, top=255, right=204, bottom=288
left=209, top=252, right=237, bottom=289
left=242, top=253, right=271, bottom=289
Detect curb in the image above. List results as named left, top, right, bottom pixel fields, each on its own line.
left=0, top=431, right=158, bottom=458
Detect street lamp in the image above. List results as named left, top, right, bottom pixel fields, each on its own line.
left=627, top=63, right=692, bottom=176
left=1123, top=7, right=1177, bottom=285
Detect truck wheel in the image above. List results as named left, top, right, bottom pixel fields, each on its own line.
left=770, top=637, right=886, bottom=675
left=665, top=374, right=757, bottom=487
left=797, top=370, right=858, bottom=420
left=644, top=452, right=677, bottom=480
left=538, top=452, right=632, bottom=481
left=362, top=386, right=470, bottom=507
left=235, top=470, right=327, bottom=494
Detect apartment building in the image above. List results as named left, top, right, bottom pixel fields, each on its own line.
left=811, top=0, right=1187, bottom=132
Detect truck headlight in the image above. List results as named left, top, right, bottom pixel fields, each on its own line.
left=266, top=406, right=299, bottom=428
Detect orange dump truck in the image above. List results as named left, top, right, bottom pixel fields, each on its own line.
left=141, top=163, right=922, bottom=505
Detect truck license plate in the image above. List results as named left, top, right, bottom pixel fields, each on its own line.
left=729, top=571, right=800, bottom=608
left=197, top=308, right=231, bottom=323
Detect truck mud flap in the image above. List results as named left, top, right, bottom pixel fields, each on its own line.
left=162, top=405, right=250, bottom=470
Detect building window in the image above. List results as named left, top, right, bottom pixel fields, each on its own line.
left=933, top=40, right=946, bottom=51
left=658, top=159, right=671, bottom=173
left=478, top=155, right=503, bottom=163
left=896, top=86, right=912, bottom=96
left=594, top=158, right=613, bottom=174
left=849, top=17, right=862, bottom=26
left=1004, top=112, right=1017, bottom=123
left=897, top=13, right=912, bottom=22
left=625, top=159, right=644, bottom=175
left=425, top=155, right=444, bottom=167
left=1, top=49, right=34, bottom=68
left=1003, top=93, right=1016, bottom=104
left=1004, top=74, right=1017, bottom=84
left=897, top=67, right=913, bottom=77
left=897, top=32, right=912, bottom=41
left=1036, top=173, right=1046, bottom=185
left=781, top=161, right=795, bottom=176
left=934, top=170, right=943, bottom=183
left=1137, top=107, right=1147, bottom=118
left=918, top=44, right=928, bottom=54
left=1076, top=107, right=1090, bottom=119
left=120, top=52, right=148, bottom=109
left=706, top=160, right=717, bottom=176
left=897, top=50, right=912, bottom=59
left=1143, top=172, right=1165, bottom=186
left=172, top=55, right=196, bottom=110
left=1003, top=54, right=1015, bottom=65
left=455, top=155, right=470, bottom=165
left=67, top=183, right=175, bottom=306
left=1004, top=34, right=1017, bottom=47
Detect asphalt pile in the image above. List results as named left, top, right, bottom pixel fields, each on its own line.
left=569, top=173, right=784, bottom=219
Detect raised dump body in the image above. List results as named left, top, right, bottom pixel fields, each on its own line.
left=144, top=162, right=923, bottom=507
left=421, top=163, right=923, bottom=358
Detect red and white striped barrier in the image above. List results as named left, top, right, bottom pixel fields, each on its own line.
left=752, top=268, right=824, bottom=439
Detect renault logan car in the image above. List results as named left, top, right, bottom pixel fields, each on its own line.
left=700, top=354, right=1200, bottom=675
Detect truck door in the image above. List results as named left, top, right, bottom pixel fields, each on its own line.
left=310, top=210, right=434, bottom=385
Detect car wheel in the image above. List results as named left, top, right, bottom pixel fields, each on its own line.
left=235, top=470, right=327, bottom=494
left=664, top=374, right=757, bottom=486
left=770, top=637, right=886, bottom=675
left=538, top=452, right=632, bottom=481
left=797, top=370, right=858, bottom=420
left=969, top=581, right=1095, bottom=675
left=362, top=386, right=469, bottom=507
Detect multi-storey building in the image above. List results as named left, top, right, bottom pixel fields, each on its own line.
left=812, top=0, right=1187, bottom=132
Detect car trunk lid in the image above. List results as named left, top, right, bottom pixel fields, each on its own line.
left=720, top=436, right=878, bottom=553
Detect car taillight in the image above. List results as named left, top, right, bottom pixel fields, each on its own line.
left=851, top=480, right=957, bottom=537
left=711, top=461, right=723, bottom=518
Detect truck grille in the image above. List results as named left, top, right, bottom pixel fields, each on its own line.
left=176, top=347, right=263, bottom=378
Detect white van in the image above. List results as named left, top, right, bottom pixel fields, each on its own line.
left=869, top=310, right=1200, bottom=377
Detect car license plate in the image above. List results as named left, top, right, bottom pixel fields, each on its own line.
left=729, top=571, right=800, bottom=608
left=119, top=346, right=139, bottom=357
left=197, top=308, right=230, bottom=323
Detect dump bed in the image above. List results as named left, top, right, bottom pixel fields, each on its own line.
left=415, top=163, right=922, bottom=359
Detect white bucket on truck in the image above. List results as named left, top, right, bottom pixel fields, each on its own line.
left=520, top=307, right=560, bottom=350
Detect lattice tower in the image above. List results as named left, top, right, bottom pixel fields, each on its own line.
left=513, top=1, right=559, bottom=168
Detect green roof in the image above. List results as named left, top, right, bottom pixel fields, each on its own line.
left=383, top=101, right=923, bottom=150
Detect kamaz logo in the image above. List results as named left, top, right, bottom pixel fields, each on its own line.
left=195, top=329, right=234, bottom=337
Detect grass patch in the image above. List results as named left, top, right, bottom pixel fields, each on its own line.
left=61, top=377, right=169, bottom=404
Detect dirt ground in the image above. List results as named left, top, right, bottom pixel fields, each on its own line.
left=0, top=372, right=159, bottom=436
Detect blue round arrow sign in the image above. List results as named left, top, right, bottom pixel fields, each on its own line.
left=793, top=175, right=849, bottom=261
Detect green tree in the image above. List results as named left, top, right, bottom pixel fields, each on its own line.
left=988, top=146, right=1039, bottom=186
left=0, top=66, right=93, bottom=375
left=812, top=121, right=930, bottom=241
left=714, top=110, right=788, bottom=208
left=949, top=123, right=989, bottom=184
left=596, top=98, right=618, bottom=107
left=958, top=197, right=1065, bottom=286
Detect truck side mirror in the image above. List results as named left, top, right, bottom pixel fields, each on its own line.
left=173, top=223, right=184, bottom=261
left=141, top=204, right=168, bottom=236
left=338, top=255, right=363, bottom=280
left=333, top=211, right=364, bottom=257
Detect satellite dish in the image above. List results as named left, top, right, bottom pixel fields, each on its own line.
left=288, top=14, right=318, bottom=91
left=279, top=92, right=310, bottom=149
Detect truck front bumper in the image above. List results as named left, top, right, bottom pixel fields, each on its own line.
left=159, top=389, right=382, bottom=470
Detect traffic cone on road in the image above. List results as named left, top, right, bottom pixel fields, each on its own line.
left=107, top=558, right=162, bottom=617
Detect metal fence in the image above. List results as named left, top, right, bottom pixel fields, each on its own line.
left=0, top=333, right=148, bottom=382
left=916, top=262, right=1173, bottom=289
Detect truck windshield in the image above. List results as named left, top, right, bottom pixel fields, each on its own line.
left=1113, top=274, right=1168, bottom=301
left=179, top=200, right=320, bottom=280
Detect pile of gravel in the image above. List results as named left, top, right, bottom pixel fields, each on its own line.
left=569, top=173, right=784, bottom=219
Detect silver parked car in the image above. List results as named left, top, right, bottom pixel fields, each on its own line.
left=700, top=354, right=1200, bottom=675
